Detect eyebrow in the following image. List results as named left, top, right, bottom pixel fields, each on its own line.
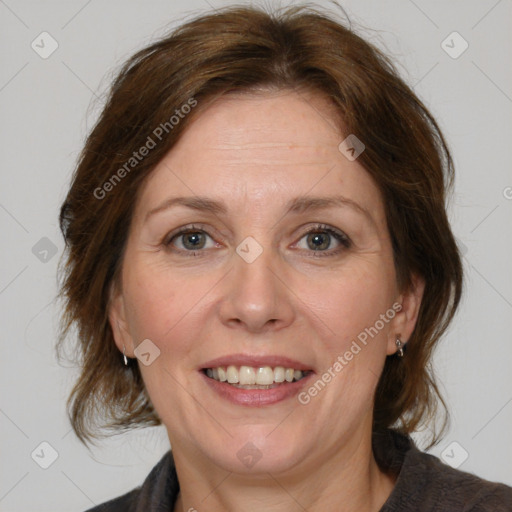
left=145, top=195, right=373, bottom=223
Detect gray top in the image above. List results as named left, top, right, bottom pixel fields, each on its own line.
left=86, top=429, right=512, bottom=511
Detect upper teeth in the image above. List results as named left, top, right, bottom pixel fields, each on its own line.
left=206, top=366, right=305, bottom=385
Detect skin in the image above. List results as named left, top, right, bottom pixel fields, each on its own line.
left=109, top=89, right=424, bottom=512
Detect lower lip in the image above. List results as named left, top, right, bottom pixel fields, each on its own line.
left=201, top=372, right=314, bottom=406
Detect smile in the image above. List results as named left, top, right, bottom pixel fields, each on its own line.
left=205, top=365, right=310, bottom=388
left=200, top=355, right=314, bottom=405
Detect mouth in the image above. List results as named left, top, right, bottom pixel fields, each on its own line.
left=200, top=355, right=315, bottom=406
left=203, top=365, right=312, bottom=389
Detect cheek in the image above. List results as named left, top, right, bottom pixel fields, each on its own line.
left=122, top=258, right=218, bottom=357
left=295, top=267, right=396, bottom=428
left=121, top=261, right=213, bottom=417
left=122, top=276, right=176, bottom=343
left=301, top=263, right=395, bottom=351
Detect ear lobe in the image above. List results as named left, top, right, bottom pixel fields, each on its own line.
left=386, top=274, right=425, bottom=355
left=108, top=287, right=134, bottom=357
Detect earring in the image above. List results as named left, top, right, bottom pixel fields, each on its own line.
left=395, top=337, right=404, bottom=357
left=123, top=345, right=128, bottom=366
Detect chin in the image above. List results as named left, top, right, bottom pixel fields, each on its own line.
left=205, top=426, right=311, bottom=475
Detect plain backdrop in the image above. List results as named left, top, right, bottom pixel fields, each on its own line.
left=1, top=0, right=511, bottom=510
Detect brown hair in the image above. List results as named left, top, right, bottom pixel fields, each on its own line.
left=58, top=3, right=463, bottom=446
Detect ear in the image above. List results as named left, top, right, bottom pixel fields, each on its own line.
left=386, top=273, right=425, bottom=355
left=108, top=283, right=135, bottom=358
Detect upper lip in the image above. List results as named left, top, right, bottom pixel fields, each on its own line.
left=201, top=354, right=314, bottom=372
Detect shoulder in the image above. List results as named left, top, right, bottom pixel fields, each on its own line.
left=408, top=450, right=512, bottom=511
left=83, top=450, right=178, bottom=512
left=84, top=489, right=139, bottom=512
left=377, top=430, right=512, bottom=512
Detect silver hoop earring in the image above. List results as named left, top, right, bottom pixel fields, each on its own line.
left=123, top=345, right=128, bottom=366
left=395, top=338, right=404, bottom=358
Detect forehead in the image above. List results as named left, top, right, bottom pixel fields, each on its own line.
left=186, top=89, right=342, bottom=149
left=133, top=90, right=384, bottom=224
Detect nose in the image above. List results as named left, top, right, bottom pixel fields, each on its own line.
left=218, top=240, right=295, bottom=334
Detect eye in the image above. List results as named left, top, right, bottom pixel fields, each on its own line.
left=294, top=224, right=351, bottom=256
left=163, top=223, right=350, bottom=257
left=164, top=225, right=217, bottom=254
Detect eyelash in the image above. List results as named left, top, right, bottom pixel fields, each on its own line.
left=163, top=223, right=351, bottom=258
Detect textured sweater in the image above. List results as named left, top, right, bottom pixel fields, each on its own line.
left=86, top=430, right=512, bottom=511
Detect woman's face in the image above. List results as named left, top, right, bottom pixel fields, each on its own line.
left=110, top=90, right=422, bottom=475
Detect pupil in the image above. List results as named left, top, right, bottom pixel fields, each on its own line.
left=184, top=232, right=204, bottom=249
left=308, top=232, right=329, bottom=250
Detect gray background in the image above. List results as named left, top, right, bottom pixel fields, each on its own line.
left=1, top=0, right=511, bottom=510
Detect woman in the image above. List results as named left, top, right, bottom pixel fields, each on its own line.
left=58, top=3, right=512, bottom=511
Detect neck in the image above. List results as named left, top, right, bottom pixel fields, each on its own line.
left=172, top=428, right=396, bottom=512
